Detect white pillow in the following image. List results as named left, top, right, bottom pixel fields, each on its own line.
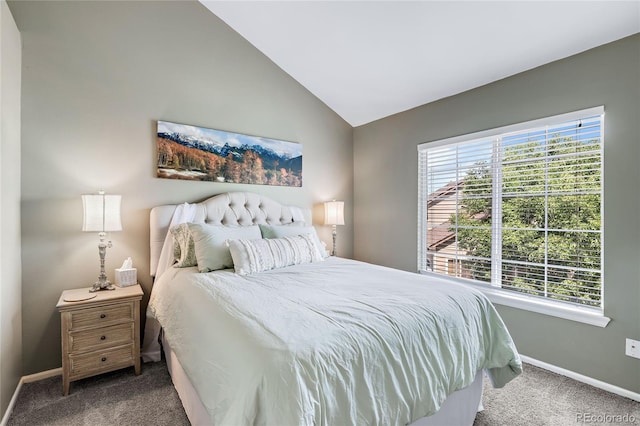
left=228, top=234, right=324, bottom=276
left=187, top=223, right=261, bottom=272
left=259, top=224, right=328, bottom=258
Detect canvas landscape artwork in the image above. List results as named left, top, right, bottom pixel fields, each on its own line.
left=157, top=121, right=302, bottom=187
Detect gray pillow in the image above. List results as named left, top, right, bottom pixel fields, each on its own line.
left=259, top=224, right=328, bottom=258
left=187, top=223, right=261, bottom=272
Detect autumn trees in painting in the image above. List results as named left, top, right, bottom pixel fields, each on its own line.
left=156, top=121, right=302, bottom=187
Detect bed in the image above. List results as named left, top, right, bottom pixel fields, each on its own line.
left=142, top=192, right=521, bottom=425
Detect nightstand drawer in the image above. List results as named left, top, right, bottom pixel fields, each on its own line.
left=69, top=323, right=134, bottom=353
left=69, top=303, right=134, bottom=330
left=69, top=345, right=134, bottom=378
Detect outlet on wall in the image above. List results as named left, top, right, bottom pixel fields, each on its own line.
left=625, top=338, right=640, bottom=359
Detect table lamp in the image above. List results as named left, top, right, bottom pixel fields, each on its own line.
left=324, top=200, right=344, bottom=256
left=82, top=190, right=122, bottom=292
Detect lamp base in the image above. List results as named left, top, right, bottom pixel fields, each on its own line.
left=89, top=280, right=116, bottom=292
left=91, top=234, right=116, bottom=292
left=331, top=225, right=337, bottom=257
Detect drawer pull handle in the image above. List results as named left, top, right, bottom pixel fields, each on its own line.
left=101, top=357, right=107, bottom=362
left=100, top=336, right=106, bottom=341
left=100, top=314, right=106, bottom=319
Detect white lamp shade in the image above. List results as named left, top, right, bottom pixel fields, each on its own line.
left=82, top=193, right=122, bottom=232
left=324, top=201, right=345, bottom=226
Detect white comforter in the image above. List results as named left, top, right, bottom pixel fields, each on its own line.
left=148, top=257, right=521, bottom=425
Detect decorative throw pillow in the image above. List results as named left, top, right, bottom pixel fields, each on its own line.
left=187, top=223, right=261, bottom=273
left=170, top=223, right=197, bottom=268
left=228, top=234, right=324, bottom=276
left=259, top=224, right=327, bottom=258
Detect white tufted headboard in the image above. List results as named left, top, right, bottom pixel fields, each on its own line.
left=149, top=192, right=311, bottom=277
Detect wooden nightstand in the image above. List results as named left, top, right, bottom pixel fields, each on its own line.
left=56, top=285, right=143, bottom=395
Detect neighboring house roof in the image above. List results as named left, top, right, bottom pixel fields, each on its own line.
left=426, top=179, right=490, bottom=252
left=428, top=222, right=455, bottom=251
left=427, top=180, right=463, bottom=207
left=427, top=181, right=460, bottom=251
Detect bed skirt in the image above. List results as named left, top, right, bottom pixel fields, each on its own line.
left=161, top=333, right=484, bottom=426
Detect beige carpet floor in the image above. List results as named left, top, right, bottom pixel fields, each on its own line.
left=6, top=361, right=639, bottom=425
left=475, top=363, right=639, bottom=426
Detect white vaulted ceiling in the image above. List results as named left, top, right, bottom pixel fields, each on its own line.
left=202, top=1, right=640, bottom=127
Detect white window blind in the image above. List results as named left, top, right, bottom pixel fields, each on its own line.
left=418, top=107, right=604, bottom=308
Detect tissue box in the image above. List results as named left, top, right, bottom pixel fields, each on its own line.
left=115, top=268, right=137, bottom=287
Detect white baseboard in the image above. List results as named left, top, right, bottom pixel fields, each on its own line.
left=521, top=355, right=640, bottom=402
left=21, top=367, right=61, bottom=383
left=0, top=380, right=22, bottom=426
left=0, top=367, right=61, bottom=426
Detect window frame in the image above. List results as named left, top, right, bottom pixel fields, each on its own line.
left=417, top=106, right=609, bottom=327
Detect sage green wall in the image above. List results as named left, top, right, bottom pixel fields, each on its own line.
left=9, top=0, right=353, bottom=375
left=354, top=34, right=640, bottom=393
left=0, top=0, right=22, bottom=416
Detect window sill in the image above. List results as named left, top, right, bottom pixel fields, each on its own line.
left=419, top=271, right=610, bottom=328
left=476, top=285, right=610, bottom=327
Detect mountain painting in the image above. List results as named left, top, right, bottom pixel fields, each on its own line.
left=157, top=120, right=302, bottom=187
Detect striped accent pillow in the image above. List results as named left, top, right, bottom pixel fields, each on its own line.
left=228, top=234, right=324, bottom=275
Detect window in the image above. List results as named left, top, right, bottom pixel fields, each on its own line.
left=418, top=107, right=603, bottom=309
